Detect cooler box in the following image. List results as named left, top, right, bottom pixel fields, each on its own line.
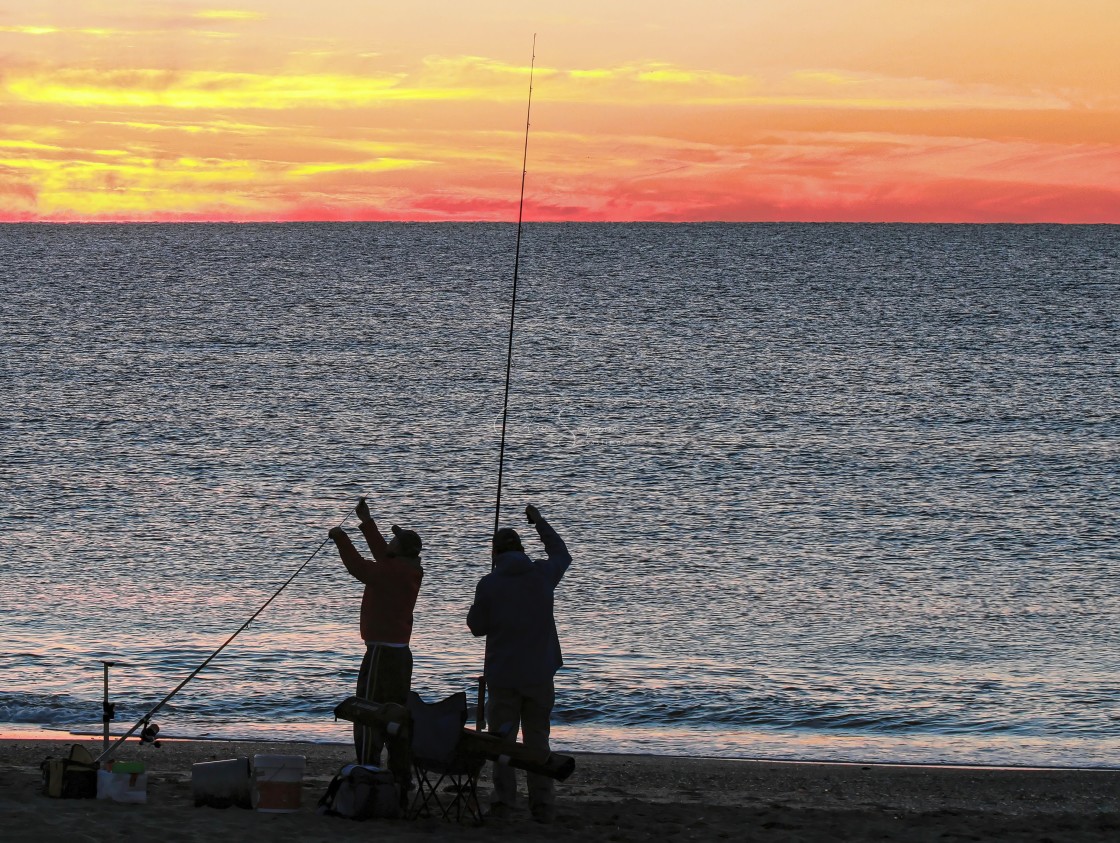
left=192, top=757, right=252, bottom=808
left=251, top=754, right=305, bottom=813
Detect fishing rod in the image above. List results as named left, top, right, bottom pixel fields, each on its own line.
left=95, top=502, right=360, bottom=764
left=476, top=37, right=536, bottom=727
left=493, top=35, right=537, bottom=554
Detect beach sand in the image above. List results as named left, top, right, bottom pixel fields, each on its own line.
left=2, top=737, right=1118, bottom=841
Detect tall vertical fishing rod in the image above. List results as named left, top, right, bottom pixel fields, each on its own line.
left=493, top=35, right=537, bottom=553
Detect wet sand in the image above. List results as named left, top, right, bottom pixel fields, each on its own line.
left=2, top=737, right=1118, bottom=841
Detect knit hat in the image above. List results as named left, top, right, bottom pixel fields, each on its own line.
left=492, top=527, right=523, bottom=554
left=390, top=524, right=422, bottom=556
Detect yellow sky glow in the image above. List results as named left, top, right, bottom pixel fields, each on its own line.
left=1, top=0, right=1117, bottom=222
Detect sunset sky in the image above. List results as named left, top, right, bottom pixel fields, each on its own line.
left=2, top=1, right=1118, bottom=222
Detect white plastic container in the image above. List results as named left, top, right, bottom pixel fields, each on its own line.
left=192, top=757, right=252, bottom=808
left=251, top=754, right=305, bottom=813
left=97, top=764, right=148, bottom=804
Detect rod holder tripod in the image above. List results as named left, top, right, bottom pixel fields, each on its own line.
left=100, top=661, right=116, bottom=753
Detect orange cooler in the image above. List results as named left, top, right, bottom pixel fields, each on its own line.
left=251, top=754, right=305, bottom=812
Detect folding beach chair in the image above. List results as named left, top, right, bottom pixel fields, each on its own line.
left=405, top=690, right=486, bottom=824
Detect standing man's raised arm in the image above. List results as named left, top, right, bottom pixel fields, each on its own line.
left=355, top=496, right=390, bottom=563
left=525, top=504, right=571, bottom=585
left=329, top=526, right=377, bottom=584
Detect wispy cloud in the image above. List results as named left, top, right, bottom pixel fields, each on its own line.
left=6, top=69, right=409, bottom=109
left=553, top=62, right=1073, bottom=111
left=287, top=158, right=432, bottom=178
left=0, top=25, right=61, bottom=35
left=4, top=59, right=1076, bottom=115
left=0, top=139, right=65, bottom=152
left=83, top=117, right=280, bottom=136
left=193, top=10, right=266, bottom=22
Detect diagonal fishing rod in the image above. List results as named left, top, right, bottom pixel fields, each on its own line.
left=95, top=503, right=360, bottom=763
left=493, top=35, right=537, bottom=561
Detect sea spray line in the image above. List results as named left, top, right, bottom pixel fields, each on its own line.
left=94, top=497, right=367, bottom=764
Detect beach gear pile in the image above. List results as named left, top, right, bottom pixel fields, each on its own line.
left=41, top=744, right=148, bottom=803
left=317, top=763, right=401, bottom=820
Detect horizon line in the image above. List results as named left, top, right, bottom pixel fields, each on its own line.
left=1, top=219, right=1116, bottom=226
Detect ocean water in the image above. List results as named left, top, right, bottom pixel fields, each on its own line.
left=1, top=222, right=1117, bottom=768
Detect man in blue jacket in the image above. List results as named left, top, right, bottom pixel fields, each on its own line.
left=467, top=504, right=571, bottom=824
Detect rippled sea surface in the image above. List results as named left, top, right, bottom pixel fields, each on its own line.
left=1, top=222, right=1117, bottom=767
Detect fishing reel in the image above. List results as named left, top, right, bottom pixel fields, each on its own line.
left=139, top=720, right=162, bottom=748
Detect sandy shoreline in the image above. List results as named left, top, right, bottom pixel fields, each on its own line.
left=2, top=737, right=1119, bottom=841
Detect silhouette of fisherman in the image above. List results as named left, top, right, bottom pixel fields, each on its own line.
left=328, top=497, right=423, bottom=787
left=467, top=504, right=572, bottom=823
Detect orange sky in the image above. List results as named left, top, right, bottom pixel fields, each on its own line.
left=1, top=0, right=1118, bottom=222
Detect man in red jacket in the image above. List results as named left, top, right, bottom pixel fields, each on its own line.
left=328, top=497, right=423, bottom=785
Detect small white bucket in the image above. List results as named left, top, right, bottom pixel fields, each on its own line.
left=251, top=754, right=305, bottom=813
left=97, top=764, right=148, bottom=804
left=192, top=757, right=252, bottom=808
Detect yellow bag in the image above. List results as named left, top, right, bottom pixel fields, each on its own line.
left=41, top=743, right=98, bottom=799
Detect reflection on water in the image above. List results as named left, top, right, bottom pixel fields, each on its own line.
left=1, top=222, right=1118, bottom=767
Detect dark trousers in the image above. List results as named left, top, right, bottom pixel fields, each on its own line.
left=356, top=643, right=413, bottom=785
left=486, top=679, right=556, bottom=809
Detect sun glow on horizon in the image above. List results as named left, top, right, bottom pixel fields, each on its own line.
left=1, top=1, right=1117, bottom=223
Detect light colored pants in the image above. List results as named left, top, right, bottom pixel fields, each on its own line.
left=486, top=679, right=555, bottom=809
